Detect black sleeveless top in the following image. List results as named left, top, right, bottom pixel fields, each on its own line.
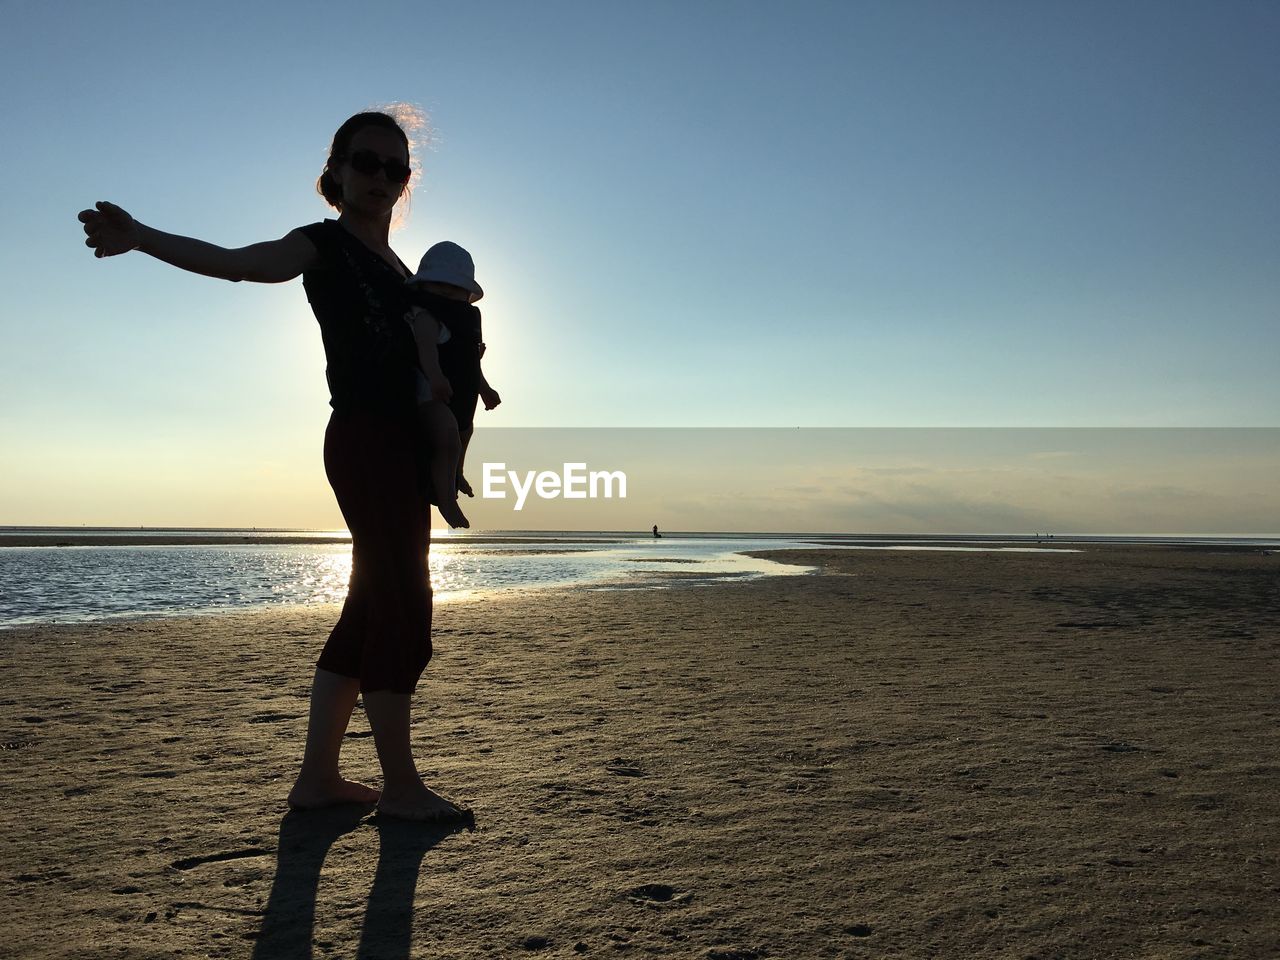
left=297, top=219, right=418, bottom=416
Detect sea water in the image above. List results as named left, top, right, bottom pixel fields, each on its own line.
left=1, top=529, right=1271, bottom=628
left=0, top=532, right=815, bottom=627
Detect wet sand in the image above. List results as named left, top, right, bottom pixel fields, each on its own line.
left=1, top=546, right=1277, bottom=958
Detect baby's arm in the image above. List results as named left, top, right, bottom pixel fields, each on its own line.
left=478, top=364, right=501, bottom=410
left=408, top=307, right=452, bottom=403
left=475, top=317, right=501, bottom=410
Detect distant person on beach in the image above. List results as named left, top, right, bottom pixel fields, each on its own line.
left=78, top=108, right=470, bottom=823
left=404, top=241, right=501, bottom=528
left=652, top=525, right=661, bottom=538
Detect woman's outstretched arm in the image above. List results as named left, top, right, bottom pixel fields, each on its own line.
left=78, top=201, right=318, bottom=283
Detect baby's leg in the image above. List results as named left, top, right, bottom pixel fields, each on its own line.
left=456, top=424, right=475, bottom=497
left=419, top=402, right=469, bottom=528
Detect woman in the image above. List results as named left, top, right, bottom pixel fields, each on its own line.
left=78, top=110, right=467, bottom=822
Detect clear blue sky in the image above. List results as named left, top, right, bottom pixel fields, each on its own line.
left=1, top=0, right=1277, bottom=526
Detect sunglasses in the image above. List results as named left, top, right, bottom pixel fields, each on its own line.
left=344, top=150, right=412, bottom=184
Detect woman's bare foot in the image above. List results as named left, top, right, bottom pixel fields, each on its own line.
left=377, top=781, right=473, bottom=822
left=437, top=499, right=470, bottom=528
left=287, top=776, right=381, bottom=810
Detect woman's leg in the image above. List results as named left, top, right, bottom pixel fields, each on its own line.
left=300, top=413, right=466, bottom=820
left=365, top=691, right=470, bottom=820
left=287, top=668, right=380, bottom=808
left=286, top=413, right=381, bottom=809
left=362, top=454, right=469, bottom=821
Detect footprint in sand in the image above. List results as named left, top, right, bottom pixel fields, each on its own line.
left=627, top=883, right=692, bottom=906
left=606, top=757, right=645, bottom=777
left=247, top=713, right=296, bottom=724
left=1099, top=741, right=1140, bottom=753
left=169, top=848, right=271, bottom=871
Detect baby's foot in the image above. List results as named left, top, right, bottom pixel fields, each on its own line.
left=438, top=500, right=470, bottom=529
left=457, top=474, right=474, bottom=497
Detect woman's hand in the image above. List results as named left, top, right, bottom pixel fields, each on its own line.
left=78, top=201, right=141, bottom=258
left=480, top=385, right=501, bottom=410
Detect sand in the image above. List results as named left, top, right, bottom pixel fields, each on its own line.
left=1, top=546, right=1277, bottom=959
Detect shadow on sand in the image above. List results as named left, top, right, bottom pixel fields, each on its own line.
left=251, top=806, right=471, bottom=959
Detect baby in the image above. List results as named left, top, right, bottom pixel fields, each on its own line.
left=405, top=241, right=501, bottom=529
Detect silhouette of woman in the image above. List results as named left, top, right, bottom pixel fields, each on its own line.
left=78, top=110, right=467, bottom=822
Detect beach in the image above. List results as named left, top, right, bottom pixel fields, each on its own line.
left=2, top=546, right=1277, bottom=959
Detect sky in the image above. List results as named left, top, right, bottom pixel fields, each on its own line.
left=1, top=0, right=1277, bottom=530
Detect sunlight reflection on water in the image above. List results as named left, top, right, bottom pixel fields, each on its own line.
left=0, top=537, right=813, bottom=627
